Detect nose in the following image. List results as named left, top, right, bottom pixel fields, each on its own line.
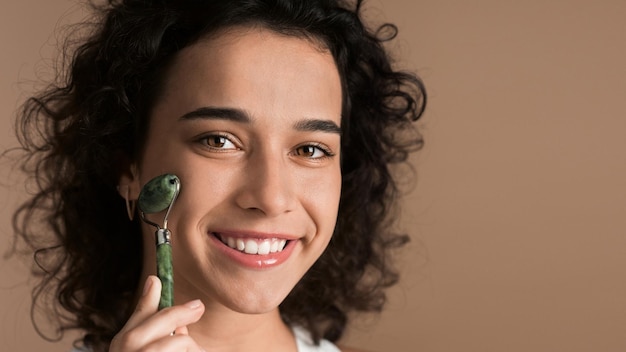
left=234, top=151, right=297, bottom=217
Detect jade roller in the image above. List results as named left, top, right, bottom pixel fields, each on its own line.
left=137, top=173, right=181, bottom=310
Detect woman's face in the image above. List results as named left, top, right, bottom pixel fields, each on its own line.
left=131, top=27, right=343, bottom=314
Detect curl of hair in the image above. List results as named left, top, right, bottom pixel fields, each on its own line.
left=12, top=0, right=425, bottom=350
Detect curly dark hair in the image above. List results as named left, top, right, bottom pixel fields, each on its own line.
left=12, top=0, right=425, bottom=350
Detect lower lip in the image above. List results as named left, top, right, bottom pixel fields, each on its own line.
left=209, top=234, right=297, bottom=269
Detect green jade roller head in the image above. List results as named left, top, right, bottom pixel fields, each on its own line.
left=138, top=173, right=181, bottom=230
left=137, top=173, right=180, bottom=310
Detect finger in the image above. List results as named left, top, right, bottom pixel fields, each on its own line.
left=121, top=299, right=205, bottom=348
left=143, top=333, right=207, bottom=352
left=175, top=325, right=190, bottom=335
left=121, top=275, right=162, bottom=331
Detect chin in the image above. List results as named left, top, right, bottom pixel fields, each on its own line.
left=220, top=286, right=292, bottom=314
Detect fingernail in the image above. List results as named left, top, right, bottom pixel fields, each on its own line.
left=142, top=277, right=153, bottom=296
left=185, top=299, right=202, bottom=309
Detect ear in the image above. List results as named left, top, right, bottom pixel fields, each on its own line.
left=117, top=163, right=140, bottom=200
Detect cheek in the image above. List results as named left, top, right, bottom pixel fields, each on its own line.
left=166, top=161, right=240, bottom=227
left=303, top=169, right=342, bottom=234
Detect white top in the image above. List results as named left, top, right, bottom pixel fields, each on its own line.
left=71, top=326, right=341, bottom=352
left=293, top=325, right=342, bottom=352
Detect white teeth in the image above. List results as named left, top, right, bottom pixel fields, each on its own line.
left=218, top=234, right=289, bottom=255
left=236, top=238, right=245, bottom=251
left=244, top=240, right=258, bottom=254
left=258, top=241, right=271, bottom=255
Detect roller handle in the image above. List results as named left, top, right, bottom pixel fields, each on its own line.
left=156, top=229, right=174, bottom=310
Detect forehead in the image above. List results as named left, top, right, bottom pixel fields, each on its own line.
left=154, top=26, right=342, bottom=124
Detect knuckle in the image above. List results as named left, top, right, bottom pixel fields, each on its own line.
left=122, top=328, right=144, bottom=345
left=114, top=328, right=148, bottom=351
left=110, top=333, right=132, bottom=350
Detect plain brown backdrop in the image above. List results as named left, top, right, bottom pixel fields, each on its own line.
left=2, top=1, right=625, bottom=351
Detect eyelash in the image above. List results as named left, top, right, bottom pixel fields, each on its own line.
left=196, top=133, right=238, bottom=151
left=293, top=143, right=335, bottom=159
left=195, top=133, right=335, bottom=159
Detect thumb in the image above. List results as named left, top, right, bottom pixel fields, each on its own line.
left=121, top=275, right=162, bottom=331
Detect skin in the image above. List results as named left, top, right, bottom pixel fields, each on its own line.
left=114, top=26, right=352, bottom=351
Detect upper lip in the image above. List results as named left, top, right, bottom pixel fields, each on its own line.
left=210, top=229, right=301, bottom=241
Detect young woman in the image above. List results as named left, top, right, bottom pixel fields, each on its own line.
left=13, top=0, right=425, bottom=351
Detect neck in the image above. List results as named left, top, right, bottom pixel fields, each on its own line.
left=186, top=305, right=296, bottom=352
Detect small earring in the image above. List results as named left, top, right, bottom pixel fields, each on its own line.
left=118, top=185, right=136, bottom=221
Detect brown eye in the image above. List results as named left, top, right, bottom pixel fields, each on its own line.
left=294, top=144, right=332, bottom=159
left=198, top=134, right=237, bottom=150
left=207, top=135, right=227, bottom=148
left=297, top=145, right=316, bottom=157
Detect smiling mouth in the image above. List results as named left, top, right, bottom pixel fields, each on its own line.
left=214, top=233, right=290, bottom=255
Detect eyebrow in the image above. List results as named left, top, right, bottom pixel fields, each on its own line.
left=293, top=119, right=342, bottom=135
left=179, top=107, right=250, bottom=123
left=179, top=106, right=341, bottom=134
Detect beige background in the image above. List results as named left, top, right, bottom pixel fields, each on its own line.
left=2, top=0, right=625, bottom=351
